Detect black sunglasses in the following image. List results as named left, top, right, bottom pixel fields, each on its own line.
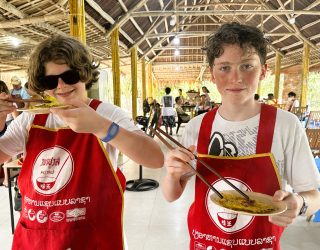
left=39, top=69, right=80, bottom=90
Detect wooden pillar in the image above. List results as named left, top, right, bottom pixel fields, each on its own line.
left=147, top=63, right=153, bottom=98
left=257, top=82, right=261, bottom=96
left=141, top=59, right=147, bottom=102
left=111, top=29, right=121, bottom=107
left=300, top=42, right=310, bottom=107
left=69, top=0, right=86, bottom=43
left=152, top=79, right=157, bottom=100
left=131, top=47, right=138, bottom=120
left=274, top=52, right=282, bottom=100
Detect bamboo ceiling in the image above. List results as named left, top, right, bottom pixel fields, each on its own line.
left=0, top=0, right=320, bottom=83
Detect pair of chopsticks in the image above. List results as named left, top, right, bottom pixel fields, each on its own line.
left=6, top=98, right=51, bottom=103
left=150, top=127, right=251, bottom=201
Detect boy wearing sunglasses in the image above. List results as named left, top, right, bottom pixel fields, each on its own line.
left=0, top=35, right=164, bottom=249
left=162, top=22, right=320, bottom=250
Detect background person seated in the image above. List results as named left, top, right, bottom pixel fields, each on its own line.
left=195, top=94, right=211, bottom=115
left=285, top=91, right=300, bottom=112
left=264, top=93, right=278, bottom=105
left=175, top=97, right=190, bottom=122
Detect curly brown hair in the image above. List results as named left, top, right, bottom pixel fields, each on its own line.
left=28, top=35, right=99, bottom=93
left=206, top=22, right=268, bottom=67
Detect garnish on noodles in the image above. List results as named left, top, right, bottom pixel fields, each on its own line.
left=31, top=95, right=65, bottom=109
left=217, top=192, right=276, bottom=214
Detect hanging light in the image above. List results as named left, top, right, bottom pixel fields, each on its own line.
left=169, top=16, right=176, bottom=26
left=10, top=37, right=21, bottom=47
left=174, top=49, right=180, bottom=56
left=288, top=14, right=295, bottom=24
left=173, top=36, right=180, bottom=45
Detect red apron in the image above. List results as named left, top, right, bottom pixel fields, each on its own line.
left=188, top=104, right=284, bottom=250
left=13, top=99, right=126, bottom=250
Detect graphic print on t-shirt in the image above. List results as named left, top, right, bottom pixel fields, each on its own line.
left=208, top=124, right=259, bottom=157
left=209, top=132, right=238, bottom=157
left=163, top=96, right=172, bottom=107
left=32, top=145, right=74, bottom=195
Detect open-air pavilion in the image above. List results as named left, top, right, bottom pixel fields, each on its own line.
left=0, top=1, right=320, bottom=250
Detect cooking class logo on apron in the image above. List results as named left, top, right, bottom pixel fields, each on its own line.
left=205, top=178, right=254, bottom=234
left=32, top=145, right=74, bottom=195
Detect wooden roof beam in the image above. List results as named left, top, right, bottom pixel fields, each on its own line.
left=86, top=0, right=144, bottom=56
left=0, top=0, right=64, bottom=36
left=131, top=10, right=320, bottom=17
left=145, top=31, right=295, bottom=39
left=0, top=14, right=66, bottom=28
left=106, top=0, right=148, bottom=37
left=148, top=0, right=215, bottom=63
left=0, top=29, right=38, bottom=45
left=260, top=0, right=318, bottom=50
left=178, top=3, right=262, bottom=8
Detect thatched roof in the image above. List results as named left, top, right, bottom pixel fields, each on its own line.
left=0, top=0, right=319, bottom=83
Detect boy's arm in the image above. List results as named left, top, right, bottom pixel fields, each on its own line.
left=50, top=101, right=164, bottom=169
left=297, top=189, right=320, bottom=217
left=269, top=189, right=320, bottom=227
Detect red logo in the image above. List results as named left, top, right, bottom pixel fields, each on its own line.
left=50, top=212, right=65, bottom=222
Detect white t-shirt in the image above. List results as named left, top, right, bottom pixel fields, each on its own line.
left=161, top=95, right=176, bottom=116
left=181, top=109, right=320, bottom=193
left=293, top=99, right=300, bottom=108
left=0, top=100, right=140, bottom=171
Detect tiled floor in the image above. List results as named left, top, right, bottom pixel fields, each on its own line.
left=0, top=127, right=320, bottom=249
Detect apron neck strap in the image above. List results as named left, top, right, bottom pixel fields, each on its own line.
left=197, top=104, right=277, bottom=154
left=198, top=108, right=218, bottom=154
left=256, top=104, right=277, bottom=154
left=33, top=99, right=102, bottom=126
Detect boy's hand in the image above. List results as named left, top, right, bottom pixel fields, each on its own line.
left=164, top=145, right=196, bottom=180
left=268, top=190, right=302, bottom=227
left=0, top=93, right=16, bottom=120
left=50, top=100, right=107, bottom=136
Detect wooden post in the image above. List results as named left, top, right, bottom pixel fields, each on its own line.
left=274, top=52, right=282, bottom=101
left=111, top=28, right=121, bottom=107
left=300, top=42, right=310, bottom=107
left=147, top=63, right=153, bottom=98
left=141, top=59, right=147, bottom=102
left=69, top=0, right=86, bottom=43
left=131, top=47, right=138, bottom=120
left=257, top=82, right=262, bottom=96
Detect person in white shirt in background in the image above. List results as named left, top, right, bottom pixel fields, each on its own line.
left=161, top=87, right=176, bottom=135
left=285, top=91, right=300, bottom=112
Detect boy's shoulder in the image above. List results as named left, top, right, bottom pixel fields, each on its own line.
left=276, top=108, right=300, bottom=122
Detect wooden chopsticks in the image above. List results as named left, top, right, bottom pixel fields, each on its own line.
left=6, top=98, right=51, bottom=103
left=149, top=127, right=223, bottom=198
left=153, top=127, right=251, bottom=201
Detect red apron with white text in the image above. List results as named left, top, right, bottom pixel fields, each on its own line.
left=188, top=104, right=284, bottom=250
left=13, top=99, right=126, bottom=250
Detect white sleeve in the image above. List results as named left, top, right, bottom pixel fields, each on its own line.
left=96, top=102, right=140, bottom=132
left=274, top=110, right=320, bottom=192
left=0, top=112, right=34, bottom=157
left=286, top=123, right=320, bottom=192
left=181, top=114, right=205, bottom=149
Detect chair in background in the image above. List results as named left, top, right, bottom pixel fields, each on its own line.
left=176, top=113, right=189, bottom=134
left=306, top=129, right=320, bottom=157
left=305, top=111, right=320, bottom=129
left=292, top=106, right=308, bottom=120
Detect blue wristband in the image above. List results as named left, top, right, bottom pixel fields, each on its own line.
left=101, top=122, right=120, bottom=143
